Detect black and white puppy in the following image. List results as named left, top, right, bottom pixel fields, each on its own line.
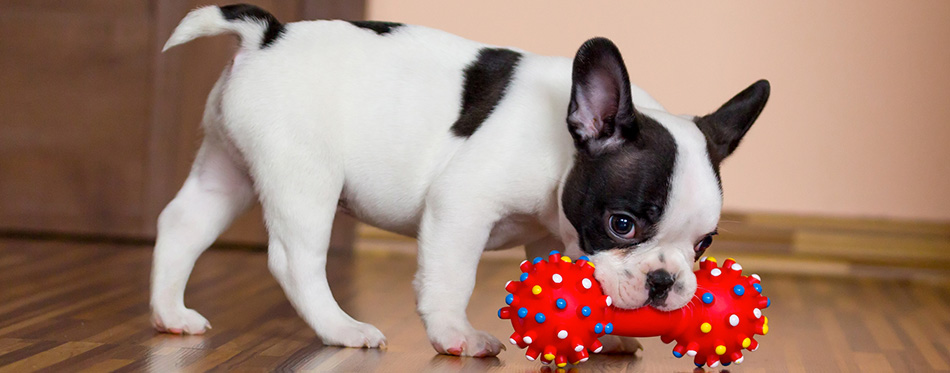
left=151, top=4, right=769, bottom=357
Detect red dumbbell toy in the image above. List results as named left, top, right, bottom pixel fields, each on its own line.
left=498, top=251, right=769, bottom=368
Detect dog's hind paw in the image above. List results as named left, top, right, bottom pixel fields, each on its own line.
left=151, top=307, right=211, bottom=335
left=598, top=335, right=643, bottom=355
left=429, top=327, right=505, bottom=357
left=320, top=321, right=387, bottom=349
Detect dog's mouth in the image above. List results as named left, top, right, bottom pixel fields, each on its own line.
left=593, top=276, right=644, bottom=310
left=606, top=274, right=691, bottom=311
left=645, top=298, right=666, bottom=309
left=590, top=252, right=696, bottom=311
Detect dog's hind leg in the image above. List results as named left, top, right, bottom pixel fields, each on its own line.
left=150, top=137, right=255, bottom=334
left=254, top=144, right=386, bottom=348
left=523, top=235, right=566, bottom=261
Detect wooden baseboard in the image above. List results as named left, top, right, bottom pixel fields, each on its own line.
left=716, top=212, right=950, bottom=269
left=355, top=212, right=950, bottom=272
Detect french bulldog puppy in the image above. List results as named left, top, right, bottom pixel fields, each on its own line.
left=151, top=4, right=769, bottom=357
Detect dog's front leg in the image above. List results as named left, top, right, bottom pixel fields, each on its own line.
left=414, top=200, right=504, bottom=357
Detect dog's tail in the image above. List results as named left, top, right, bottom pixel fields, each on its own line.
left=163, top=4, right=284, bottom=52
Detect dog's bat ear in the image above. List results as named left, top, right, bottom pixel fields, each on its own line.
left=567, top=37, right=639, bottom=154
left=695, top=80, right=770, bottom=164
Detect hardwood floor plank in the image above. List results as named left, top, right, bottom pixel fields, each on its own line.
left=76, top=358, right=134, bottom=373
left=898, top=316, right=950, bottom=370
left=854, top=351, right=895, bottom=372
left=0, top=341, right=100, bottom=373
left=0, top=339, right=32, bottom=357
left=2, top=237, right=950, bottom=371
left=863, top=312, right=905, bottom=352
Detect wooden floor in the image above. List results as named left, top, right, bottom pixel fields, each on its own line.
left=2, top=237, right=950, bottom=372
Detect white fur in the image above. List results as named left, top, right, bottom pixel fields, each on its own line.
left=152, top=7, right=722, bottom=356
left=163, top=6, right=273, bottom=51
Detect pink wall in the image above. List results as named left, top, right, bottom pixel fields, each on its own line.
left=368, top=0, right=950, bottom=222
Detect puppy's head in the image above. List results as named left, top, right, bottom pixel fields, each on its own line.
left=560, top=38, right=769, bottom=311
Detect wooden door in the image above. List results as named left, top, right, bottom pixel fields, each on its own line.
left=0, top=0, right=364, bottom=247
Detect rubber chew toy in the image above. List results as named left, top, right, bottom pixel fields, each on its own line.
left=498, top=251, right=769, bottom=368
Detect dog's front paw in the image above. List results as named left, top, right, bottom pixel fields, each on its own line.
left=151, top=307, right=211, bottom=335
left=320, top=321, right=387, bottom=349
left=598, top=335, right=643, bottom=355
left=428, top=325, right=505, bottom=357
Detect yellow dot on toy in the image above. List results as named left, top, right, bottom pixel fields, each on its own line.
left=707, top=257, right=717, bottom=263
left=561, top=256, right=572, bottom=263
left=587, top=261, right=595, bottom=268
left=763, top=316, right=769, bottom=325
left=726, top=257, right=735, bottom=262
left=762, top=324, right=769, bottom=335
left=715, top=345, right=727, bottom=355
left=532, top=285, right=542, bottom=295
left=557, top=362, right=567, bottom=368
left=544, top=353, right=556, bottom=361
left=700, top=322, right=712, bottom=333
left=742, top=338, right=751, bottom=348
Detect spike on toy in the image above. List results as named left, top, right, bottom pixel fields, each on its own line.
left=500, top=251, right=769, bottom=368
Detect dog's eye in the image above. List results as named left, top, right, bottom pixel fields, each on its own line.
left=607, top=214, right=636, bottom=239
left=694, top=235, right=714, bottom=260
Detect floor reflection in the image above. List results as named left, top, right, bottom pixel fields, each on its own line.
left=145, top=334, right=209, bottom=372
left=426, top=354, right=504, bottom=372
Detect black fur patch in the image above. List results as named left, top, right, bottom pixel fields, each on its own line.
left=561, top=37, right=678, bottom=254
left=450, top=48, right=523, bottom=138
left=348, top=20, right=404, bottom=35
left=561, top=114, right=677, bottom=254
left=220, top=4, right=285, bottom=48
left=694, top=79, right=770, bottom=179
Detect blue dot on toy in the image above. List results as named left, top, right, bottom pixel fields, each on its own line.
left=767, top=297, right=771, bottom=308
left=579, top=256, right=590, bottom=261
left=556, top=298, right=567, bottom=309
left=518, top=307, right=528, bottom=318
left=673, top=350, right=683, bottom=358
left=505, top=294, right=514, bottom=305
left=497, top=308, right=502, bottom=318
left=695, top=362, right=704, bottom=368
left=753, top=283, right=763, bottom=293
left=605, top=323, right=614, bottom=334
left=723, top=361, right=731, bottom=366
left=702, top=292, right=715, bottom=304
left=520, top=273, right=529, bottom=281
left=532, top=257, right=543, bottom=265
left=581, top=306, right=591, bottom=317
left=733, top=284, right=745, bottom=296
left=535, top=312, right=546, bottom=323
left=549, top=250, right=560, bottom=256
left=594, top=323, right=603, bottom=334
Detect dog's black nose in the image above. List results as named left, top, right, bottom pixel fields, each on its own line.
left=647, top=270, right=675, bottom=302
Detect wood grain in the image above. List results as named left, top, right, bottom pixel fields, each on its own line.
left=1, top=237, right=949, bottom=372
left=0, top=0, right=364, bottom=248
left=0, top=1, right=152, bottom=236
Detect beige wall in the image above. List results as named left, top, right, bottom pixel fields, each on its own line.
left=368, top=0, right=950, bottom=222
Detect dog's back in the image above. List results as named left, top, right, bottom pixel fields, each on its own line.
left=164, top=5, right=580, bottom=236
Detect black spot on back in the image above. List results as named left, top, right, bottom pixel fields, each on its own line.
left=348, top=20, right=404, bottom=35
left=451, top=48, right=523, bottom=138
left=220, top=4, right=285, bottom=48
